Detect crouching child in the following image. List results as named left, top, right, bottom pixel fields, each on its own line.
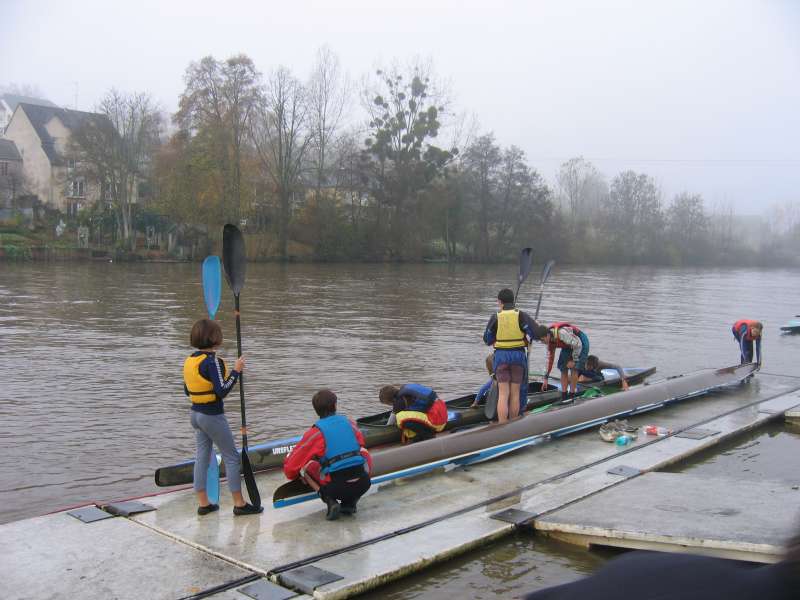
left=283, top=389, right=372, bottom=520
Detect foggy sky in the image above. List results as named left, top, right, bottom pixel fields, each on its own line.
left=3, top=0, right=799, bottom=214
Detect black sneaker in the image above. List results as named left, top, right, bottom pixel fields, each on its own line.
left=340, top=502, right=357, bottom=516
left=197, top=503, right=219, bottom=515
left=233, top=503, right=263, bottom=516
left=324, top=497, right=340, bottom=521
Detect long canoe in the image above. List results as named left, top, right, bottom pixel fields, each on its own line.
left=273, top=363, right=755, bottom=506
left=154, top=366, right=655, bottom=487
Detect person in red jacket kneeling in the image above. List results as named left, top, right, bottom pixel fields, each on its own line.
left=283, top=389, right=372, bottom=521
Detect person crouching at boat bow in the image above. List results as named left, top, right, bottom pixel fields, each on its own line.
left=535, top=322, right=590, bottom=402
left=379, top=384, right=448, bottom=443
left=483, top=288, right=537, bottom=423
left=578, top=355, right=629, bottom=391
left=283, top=389, right=372, bottom=521
left=732, top=319, right=763, bottom=365
left=184, top=318, right=262, bottom=516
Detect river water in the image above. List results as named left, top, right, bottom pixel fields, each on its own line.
left=1, top=263, right=799, bottom=591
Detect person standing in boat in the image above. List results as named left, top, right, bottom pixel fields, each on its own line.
left=379, top=384, right=448, bottom=443
left=732, top=319, right=763, bottom=365
left=578, top=355, right=629, bottom=391
left=473, top=353, right=529, bottom=413
left=283, top=389, right=372, bottom=521
left=483, top=288, right=537, bottom=423
left=184, top=318, right=263, bottom=516
left=535, top=322, right=590, bottom=402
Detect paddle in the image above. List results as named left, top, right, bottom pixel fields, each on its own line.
left=222, top=224, right=261, bottom=508
left=201, top=256, right=223, bottom=504
left=514, top=247, right=534, bottom=301
left=202, top=255, right=222, bottom=319
left=533, top=259, right=555, bottom=321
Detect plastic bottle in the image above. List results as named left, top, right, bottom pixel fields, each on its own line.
left=615, top=435, right=630, bottom=446
left=643, top=425, right=672, bottom=436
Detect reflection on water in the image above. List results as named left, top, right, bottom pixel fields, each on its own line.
left=663, top=421, right=800, bottom=482
left=359, top=533, right=616, bottom=599
left=1, top=263, right=798, bottom=526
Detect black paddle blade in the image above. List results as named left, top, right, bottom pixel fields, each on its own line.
left=517, top=247, right=534, bottom=289
left=222, top=224, right=246, bottom=295
left=241, top=449, right=261, bottom=508
left=273, top=477, right=313, bottom=503
left=540, top=259, right=555, bottom=286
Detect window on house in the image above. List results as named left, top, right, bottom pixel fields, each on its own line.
left=67, top=159, right=76, bottom=172
left=0, top=162, right=7, bottom=176
left=68, top=179, right=85, bottom=198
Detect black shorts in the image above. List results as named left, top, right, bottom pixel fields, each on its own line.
left=321, top=465, right=371, bottom=505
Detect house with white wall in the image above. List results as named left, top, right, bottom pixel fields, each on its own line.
left=5, top=103, right=106, bottom=214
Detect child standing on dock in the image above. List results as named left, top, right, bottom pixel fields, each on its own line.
left=732, top=319, right=763, bottom=365
left=184, top=318, right=263, bottom=516
left=284, top=390, right=372, bottom=520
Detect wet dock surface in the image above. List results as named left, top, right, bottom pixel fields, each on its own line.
left=3, top=373, right=800, bottom=599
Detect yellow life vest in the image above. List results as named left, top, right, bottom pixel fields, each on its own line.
left=495, top=309, right=526, bottom=349
left=183, top=353, right=228, bottom=404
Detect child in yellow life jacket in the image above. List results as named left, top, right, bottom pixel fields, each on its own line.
left=483, top=288, right=537, bottom=423
left=379, top=384, right=448, bottom=443
left=184, top=318, right=262, bottom=516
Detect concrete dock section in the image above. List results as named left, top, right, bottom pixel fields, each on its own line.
left=0, top=506, right=256, bottom=600
left=534, top=472, right=795, bottom=562
left=4, top=373, right=800, bottom=599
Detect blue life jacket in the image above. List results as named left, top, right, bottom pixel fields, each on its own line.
left=397, top=383, right=437, bottom=412
left=315, top=414, right=365, bottom=475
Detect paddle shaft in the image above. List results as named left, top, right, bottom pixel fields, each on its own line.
left=534, top=283, right=545, bottom=321
left=233, top=294, right=249, bottom=448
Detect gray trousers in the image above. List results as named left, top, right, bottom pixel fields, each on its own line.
left=190, top=411, right=242, bottom=493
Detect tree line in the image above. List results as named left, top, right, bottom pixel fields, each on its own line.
left=64, top=51, right=799, bottom=266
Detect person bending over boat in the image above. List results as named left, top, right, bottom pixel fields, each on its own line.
left=578, top=355, right=629, bottom=391
left=483, top=288, right=537, bottom=423
left=535, top=322, right=589, bottom=401
left=473, top=353, right=529, bottom=413
left=732, top=319, right=762, bottom=365
left=379, top=384, right=448, bottom=443
left=184, top=318, right=262, bottom=516
left=283, top=389, right=372, bottom=521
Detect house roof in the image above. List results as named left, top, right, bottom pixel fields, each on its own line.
left=1, top=94, right=58, bottom=112
left=15, top=103, right=108, bottom=167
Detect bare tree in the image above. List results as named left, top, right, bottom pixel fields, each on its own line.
left=308, top=46, right=349, bottom=201
left=250, top=67, right=313, bottom=260
left=556, top=157, right=604, bottom=223
left=70, top=90, right=162, bottom=246
left=175, top=54, right=261, bottom=222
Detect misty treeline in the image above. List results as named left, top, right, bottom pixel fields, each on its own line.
left=67, top=51, right=799, bottom=265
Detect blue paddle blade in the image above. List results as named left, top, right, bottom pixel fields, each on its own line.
left=206, top=451, right=220, bottom=505
left=202, top=256, right=222, bottom=319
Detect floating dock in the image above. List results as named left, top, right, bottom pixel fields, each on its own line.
left=3, top=373, right=800, bottom=600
